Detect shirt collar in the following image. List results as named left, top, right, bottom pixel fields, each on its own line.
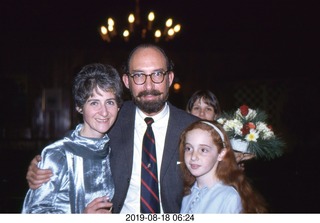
left=136, top=102, right=169, bottom=125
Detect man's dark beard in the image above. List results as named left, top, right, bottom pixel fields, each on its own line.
left=133, top=90, right=168, bottom=114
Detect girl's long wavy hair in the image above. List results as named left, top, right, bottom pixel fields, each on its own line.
left=179, top=120, right=268, bottom=213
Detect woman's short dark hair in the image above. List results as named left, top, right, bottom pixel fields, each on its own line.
left=73, top=63, right=123, bottom=108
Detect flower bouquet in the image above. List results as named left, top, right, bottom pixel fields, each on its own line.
left=217, top=104, right=285, bottom=160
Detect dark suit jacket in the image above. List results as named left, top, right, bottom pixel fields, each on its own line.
left=108, top=100, right=199, bottom=213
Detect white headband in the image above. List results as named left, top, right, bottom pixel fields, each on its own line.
left=201, top=121, right=225, bottom=144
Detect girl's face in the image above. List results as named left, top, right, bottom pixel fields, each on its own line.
left=190, top=98, right=216, bottom=121
left=184, top=128, right=221, bottom=183
left=79, top=86, right=119, bottom=138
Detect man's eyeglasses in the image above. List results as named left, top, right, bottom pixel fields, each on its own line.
left=128, top=71, right=168, bottom=85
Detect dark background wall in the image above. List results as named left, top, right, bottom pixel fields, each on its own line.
left=0, top=0, right=318, bottom=213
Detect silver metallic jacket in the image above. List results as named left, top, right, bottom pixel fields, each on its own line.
left=22, top=124, right=115, bottom=213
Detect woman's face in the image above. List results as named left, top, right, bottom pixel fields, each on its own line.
left=190, top=98, right=216, bottom=121
left=79, top=86, right=119, bottom=138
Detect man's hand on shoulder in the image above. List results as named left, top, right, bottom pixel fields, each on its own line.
left=26, top=155, right=53, bottom=189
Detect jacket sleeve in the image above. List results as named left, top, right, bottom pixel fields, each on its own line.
left=22, top=146, right=70, bottom=213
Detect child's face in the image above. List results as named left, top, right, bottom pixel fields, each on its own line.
left=190, top=98, right=216, bottom=121
left=184, top=128, right=220, bottom=182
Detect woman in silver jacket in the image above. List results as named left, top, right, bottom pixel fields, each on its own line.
left=22, top=63, right=123, bottom=213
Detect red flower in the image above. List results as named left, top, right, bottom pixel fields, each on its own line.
left=241, top=123, right=250, bottom=136
left=247, top=122, right=256, bottom=129
left=240, top=105, right=249, bottom=116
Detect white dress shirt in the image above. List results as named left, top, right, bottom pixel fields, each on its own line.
left=120, top=103, right=170, bottom=213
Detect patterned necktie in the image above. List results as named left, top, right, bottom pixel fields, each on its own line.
left=140, top=117, right=160, bottom=213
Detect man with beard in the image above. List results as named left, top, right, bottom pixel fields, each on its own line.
left=25, top=43, right=199, bottom=213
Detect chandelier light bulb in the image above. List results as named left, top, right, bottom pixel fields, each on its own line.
left=154, top=29, right=161, bottom=43
left=165, top=18, right=173, bottom=27
left=147, top=12, right=155, bottom=30
left=128, top=14, right=135, bottom=23
left=107, top=18, right=114, bottom=26
left=100, top=26, right=107, bottom=35
left=128, top=14, right=135, bottom=32
left=108, top=25, right=114, bottom=32
left=173, top=24, right=181, bottom=33
left=148, top=12, right=155, bottom=22
left=155, top=30, right=161, bottom=38
left=100, top=26, right=111, bottom=42
left=168, top=28, right=175, bottom=36
left=123, top=30, right=130, bottom=42
left=123, top=30, right=129, bottom=37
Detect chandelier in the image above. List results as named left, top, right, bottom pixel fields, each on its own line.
left=99, top=0, right=181, bottom=43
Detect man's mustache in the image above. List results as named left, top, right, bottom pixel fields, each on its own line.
left=137, top=90, right=161, bottom=97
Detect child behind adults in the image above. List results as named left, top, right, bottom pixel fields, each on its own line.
left=179, top=120, right=268, bottom=213
left=186, top=89, right=221, bottom=121
left=22, top=63, right=123, bottom=213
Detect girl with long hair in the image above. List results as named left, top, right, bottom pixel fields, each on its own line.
left=179, top=120, right=268, bottom=213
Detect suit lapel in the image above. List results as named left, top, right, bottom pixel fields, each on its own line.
left=110, top=101, right=136, bottom=180
left=160, top=104, right=182, bottom=179
left=119, top=101, right=136, bottom=171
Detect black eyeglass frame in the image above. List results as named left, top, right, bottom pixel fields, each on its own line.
left=127, top=70, right=169, bottom=85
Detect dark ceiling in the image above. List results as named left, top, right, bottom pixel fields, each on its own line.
left=2, top=0, right=317, bottom=81
left=2, top=0, right=315, bottom=52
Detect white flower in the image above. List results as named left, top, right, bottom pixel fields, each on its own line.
left=217, top=118, right=226, bottom=125
left=235, top=108, right=257, bottom=120
left=245, top=129, right=259, bottom=142
left=256, top=122, right=274, bottom=139
left=261, top=129, right=274, bottom=139
left=247, top=109, right=257, bottom=119
left=224, top=119, right=242, bottom=136
left=256, top=122, right=268, bottom=131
